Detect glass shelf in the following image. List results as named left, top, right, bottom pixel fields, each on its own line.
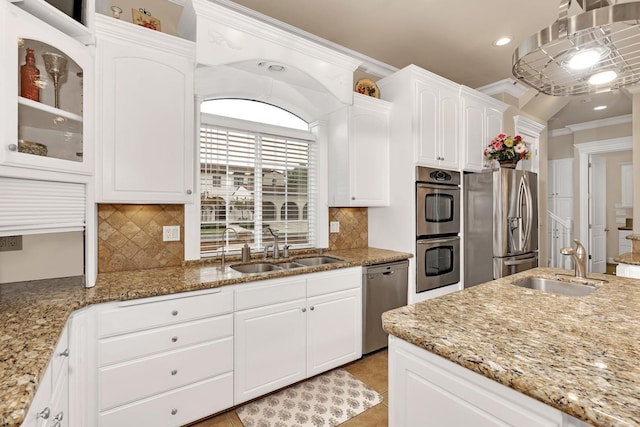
left=19, top=96, right=82, bottom=133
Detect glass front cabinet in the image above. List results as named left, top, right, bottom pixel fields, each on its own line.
left=2, top=2, right=93, bottom=176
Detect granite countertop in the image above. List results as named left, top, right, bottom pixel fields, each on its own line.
left=613, top=252, right=640, bottom=265
left=1, top=247, right=411, bottom=427
left=382, top=267, right=640, bottom=427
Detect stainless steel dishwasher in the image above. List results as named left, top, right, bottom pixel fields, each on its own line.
left=362, top=259, right=409, bottom=354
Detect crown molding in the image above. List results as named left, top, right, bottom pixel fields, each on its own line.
left=207, top=0, right=398, bottom=78
left=549, top=114, right=632, bottom=137
left=476, top=78, right=529, bottom=98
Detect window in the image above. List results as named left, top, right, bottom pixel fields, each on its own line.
left=199, top=100, right=315, bottom=256
left=211, top=176, right=221, bottom=186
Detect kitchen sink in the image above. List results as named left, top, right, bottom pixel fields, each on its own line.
left=294, top=256, right=342, bottom=266
left=231, top=263, right=283, bottom=274
left=512, top=277, right=596, bottom=296
left=276, top=262, right=306, bottom=270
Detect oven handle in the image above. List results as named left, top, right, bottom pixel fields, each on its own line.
left=417, top=236, right=460, bottom=245
left=417, top=182, right=460, bottom=190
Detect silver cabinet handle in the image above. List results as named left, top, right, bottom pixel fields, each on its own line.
left=301, top=307, right=306, bottom=312
left=171, top=310, right=178, bottom=316
left=171, top=369, right=178, bottom=375
left=8, top=144, right=17, bottom=152
left=351, top=197, right=355, bottom=200
left=186, top=189, right=192, bottom=195
left=53, top=411, right=64, bottom=422
left=37, top=407, right=50, bottom=419
left=59, top=348, right=69, bottom=357
left=171, top=408, right=178, bottom=415
left=171, top=336, right=178, bottom=343
left=310, top=306, right=315, bottom=311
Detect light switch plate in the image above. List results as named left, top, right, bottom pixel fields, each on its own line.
left=330, top=221, right=340, bottom=233
left=163, top=226, right=180, bottom=241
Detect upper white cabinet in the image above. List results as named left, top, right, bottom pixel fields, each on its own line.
left=2, top=2, right=93, bottom=178
left=378, top=65, right=461, bottom=170
left=94, top=16, right=195, bottom=203
left=460, top=87, right=507, bottom=172
left=548, top=158, right=574, bottom=268
left=328, top=93, right=391, bottom=206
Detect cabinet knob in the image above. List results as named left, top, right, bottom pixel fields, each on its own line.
left=171, top=369, right=178, bottom=376
left=301, top=307, right=307, bottom=313
left=53, top=412, right=64, bottom=422
left=310, top=306, right=315, bottom=311
left=171, top=409, right=178, bottom=415
left=8, top=144, right=17, bottom=152
left=37, top=407, right=50, bottom=419
left=171, top=310, right=178, bottom=316
left=171, top=336, right=178, bottom=343
left=351, top=197, right=355, bottom=200
left=186, top=189, right=193, bottom=195
left=59, top=348, right=69, bottom=357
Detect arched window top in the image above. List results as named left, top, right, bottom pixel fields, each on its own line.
left=201, top=99, right=308, bottom=131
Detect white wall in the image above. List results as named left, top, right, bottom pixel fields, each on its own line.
left=0, top=231, right=84, bottom=283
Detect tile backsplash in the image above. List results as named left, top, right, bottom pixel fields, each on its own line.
left=328, top=207, right=368, bottom=250
left=98, top=204, right=184, bottom=273
left=98, top=205, right=367, bottom=272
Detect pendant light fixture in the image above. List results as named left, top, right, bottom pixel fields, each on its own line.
left=513, top=0, right=640, bottom=96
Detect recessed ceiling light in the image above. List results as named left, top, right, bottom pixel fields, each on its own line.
left=593, top=105, right=607, bottom=111
left=494, top=37, right=511, bottom=46
left=588, top=70, right=618, bottom=85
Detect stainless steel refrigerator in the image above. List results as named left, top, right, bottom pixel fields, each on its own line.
left=464, top=168, right=538, bottom=288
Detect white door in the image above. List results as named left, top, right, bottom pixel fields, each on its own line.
left=589, top=156, right=606, bottom=273
left=234, top=299, right=307, bottom=404
left=306, top=288, right=362, bottom=377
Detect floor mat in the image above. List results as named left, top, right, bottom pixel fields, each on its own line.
left=236, top=369, right=383, bottom=426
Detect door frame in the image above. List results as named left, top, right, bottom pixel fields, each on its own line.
left=576, top=136, right=632, bottom=271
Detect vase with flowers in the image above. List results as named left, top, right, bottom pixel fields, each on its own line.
left=484, top=133, right=531, bottom=168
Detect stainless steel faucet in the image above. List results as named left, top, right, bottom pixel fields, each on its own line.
left=561, top=239, right=587, bottom=279
left=264, top=227, right=280, bottom=259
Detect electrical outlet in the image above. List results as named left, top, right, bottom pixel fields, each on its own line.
left=330, top=221, right=340, bottom=233
left=0, top=235, right=22, bottom=252
left=163, top=226, right=180, bottom=242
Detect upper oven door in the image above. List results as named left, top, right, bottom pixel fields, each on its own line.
left=416, top=183, right=460, bottom=237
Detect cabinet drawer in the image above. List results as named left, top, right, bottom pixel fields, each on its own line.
left=99, top=373, right=233, bottom=427
left=99, top=290, right=233, bottom=337
left=307, top=267, right=361, bottom=297
left=99, top=338, right=233, bottom=411
left=99, top=314, right=232, bottom=367
left=235, top=277, right=306, bottom=311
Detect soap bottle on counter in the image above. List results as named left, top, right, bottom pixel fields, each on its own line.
left=242, top=242, right=251, bottom=262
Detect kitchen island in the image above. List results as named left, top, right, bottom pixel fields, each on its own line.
left=382, top=267, right=640, bottom=426
left=1, top=247, right=411, bottom=427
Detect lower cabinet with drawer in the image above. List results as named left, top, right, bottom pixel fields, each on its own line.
left=234, top=267, right=362, bottom=404
left=95, top=288, right=234, bottom=427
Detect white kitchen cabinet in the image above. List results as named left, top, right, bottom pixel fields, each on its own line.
left=619, top=229, right=632, bottom=255
left=388, top=336, right=590, bottom=427
left=234, top=267, right=362, bottom=404
left=616, top=262, right=640, bottom=278
left=621, top=163, right=633, bottom=208
left=95, top=15, right=195, bottom=203
left=21, top=324, right=69, bottom=427
left=2, top=2, right=93, bottom=178
left=328, top=93, right=391, bottom=206
left=95, top=288, right=234, bottom=427
left=460, top=86, right=507, bottom=172
left=415, top=78, right=460, bottom=169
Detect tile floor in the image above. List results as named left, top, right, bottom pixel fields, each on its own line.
left=186, top=349, right=389, bottom=427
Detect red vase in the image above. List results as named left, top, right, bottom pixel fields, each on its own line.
left=20, top=48, right=40, bottom=102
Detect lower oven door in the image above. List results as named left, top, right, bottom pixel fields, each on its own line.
left=416, top=236, right=460, bottom=292
left=493, top=253, right=538, bottom=279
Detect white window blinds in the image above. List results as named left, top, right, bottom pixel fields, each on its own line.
left=199, top=123, right=315, bottom=255
left=0, top=177, right=86, bottom=236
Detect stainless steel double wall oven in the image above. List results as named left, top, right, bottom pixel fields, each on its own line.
left=415, top=166, right=461, bottom=293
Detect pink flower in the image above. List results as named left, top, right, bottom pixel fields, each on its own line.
left=492, top=140, right=503, bottom=150
left=497, top=133, right=508, bottom=141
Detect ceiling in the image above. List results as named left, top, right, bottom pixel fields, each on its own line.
left=224, top=0, right=634, bottom=131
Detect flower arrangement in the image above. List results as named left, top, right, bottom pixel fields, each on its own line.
left=484, top=133, right=531, bottom=162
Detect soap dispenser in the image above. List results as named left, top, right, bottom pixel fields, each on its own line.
left=242, top=242, right=251, bottom=262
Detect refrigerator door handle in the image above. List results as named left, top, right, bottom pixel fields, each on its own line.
left=516, top=175, right=533, bottom=252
